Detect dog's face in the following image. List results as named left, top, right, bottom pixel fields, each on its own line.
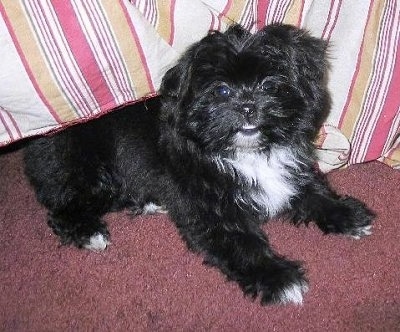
left=160, top=24, right=329, bottom=154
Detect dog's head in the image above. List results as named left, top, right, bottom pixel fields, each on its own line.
left=160, top=24, right=329, bottom=154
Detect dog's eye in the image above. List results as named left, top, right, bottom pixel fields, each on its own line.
left=260, top=81, right=278, bottom=93
left=214, top=85, right=232, bottom=97
left=260, top=80, right=291, bottom=96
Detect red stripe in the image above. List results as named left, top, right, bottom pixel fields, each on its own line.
left=296, top=0, right=305, bottom=27
left=221, top=0, right=233, bottom=20
left=0, top=109, right=14, bottom=140
left=168, top=0, right=176, bottom=45
left=365, top=33, right=400, bottom=160
left=273, top=0, right=288, bottom=23
left=144, top=0, right=150, bottom=21
left=216, top=0, right=232, bottom=31
left=4, top=108, right=22, bottom=138
left=0, top=106, right=23, bottom=140
left=80, top=1, right=131, bottom=101
left=241, top=2, right=255, bottom=30
left=120, top=0, right=155, bottom=92
left=257, top=0, right=270, bottom=29
left=209, top=9, right=216, bottom=31
left=52, top=0, right=116, bottom=111
left=325, top=0, right=342, bottom=42
left=321, top=1, right=336, bottom=39
left=31, top=1, right=92, bottom=117
left=0, top=2, right=62, bottom=124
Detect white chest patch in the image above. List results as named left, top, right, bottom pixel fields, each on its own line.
left=214, top=147, right=300, bottom=217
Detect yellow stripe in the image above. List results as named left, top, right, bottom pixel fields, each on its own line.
left=1, top=1, right=76, bottom=122
left=102, top=1, right=153, bottom=97
left=156, top=1, right=173, bottom=44
left=283, top=0, right=303, bottom=26
left=339, top=0, right=386, bottom=138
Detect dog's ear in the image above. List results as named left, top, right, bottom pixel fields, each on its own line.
left=260, top=24, right=329, bottom=82
left=160, top=25, right=252, bottom=100
left=290, top=27, right=329, bottom=83
left=257, top=25, right=330, bottom=132
left=160, top=52, right=193, bottom=100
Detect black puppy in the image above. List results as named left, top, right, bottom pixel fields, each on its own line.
left=24, top=24, right=374, bottom=305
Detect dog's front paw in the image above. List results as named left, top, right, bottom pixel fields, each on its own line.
left=317, top=196, right=375, bottom=239
left=241, top=258, right=309, bottom=305
left=348, top=224, right=373, bottom=240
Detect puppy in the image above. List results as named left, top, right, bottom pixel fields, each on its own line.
left=24, top=24, right=374, bottom=305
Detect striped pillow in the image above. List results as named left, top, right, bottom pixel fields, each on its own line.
left=0, top=0, right=398, bottom=170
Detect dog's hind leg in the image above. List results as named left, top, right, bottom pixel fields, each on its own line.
left=24, top=137, right=118, bottom=250
left=129, top=202, right=168, bottom=216
left=48, top=210, right=110, bottom=251
left=38, top=167, right=115, bottom=250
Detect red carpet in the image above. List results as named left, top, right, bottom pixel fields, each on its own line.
left=1, top=148, right=399, bottom=331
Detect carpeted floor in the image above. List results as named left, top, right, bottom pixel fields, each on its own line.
left=0, top=147, right=399, bottom=331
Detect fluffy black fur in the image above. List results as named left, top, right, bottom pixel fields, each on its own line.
left=24, top=24, right=374, bottom=305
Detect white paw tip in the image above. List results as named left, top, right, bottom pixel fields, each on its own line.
left=278, top=281, right=309, bottom=305
left=84, top=233, right=109, bottom=251
left=142, top=202, right=168, bottom=215
left=350, top=225, right=373, bottom=240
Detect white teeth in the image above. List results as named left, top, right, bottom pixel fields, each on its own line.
left=242, top=124, right=257, bottom=130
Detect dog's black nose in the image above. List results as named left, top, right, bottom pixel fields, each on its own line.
left=241, top=104, right=256, bottom=118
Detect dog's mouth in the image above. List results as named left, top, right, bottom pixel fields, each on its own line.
left=238, top=124, right=260, bottom=136
left=232, top=124, right=261, bottom=149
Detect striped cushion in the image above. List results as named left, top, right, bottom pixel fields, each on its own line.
left=0, top=0, right=398, bottom=170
